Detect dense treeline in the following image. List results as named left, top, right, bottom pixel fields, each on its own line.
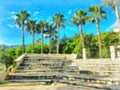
left=0, top=31, right=120, bottom=68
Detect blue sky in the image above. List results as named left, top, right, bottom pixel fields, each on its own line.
left=0, top=0, right=118, bottom=45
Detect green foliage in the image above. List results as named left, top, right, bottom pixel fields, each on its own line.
left=59, top=31, right=120, bottom=58
left=52, top=13, right=66, bottom=54
left=26, top=44, right=32, bottom=53
left=15, top=46, right=22, bottom=57
left=7, top=48, right=16, bottom=59
left=0, top=80, right=8, bottom=85
left=34, top=43, right=41, bottom=53
left=15, top=10, right=30, bottom=53
left=0, top=48, right=14, bottom=68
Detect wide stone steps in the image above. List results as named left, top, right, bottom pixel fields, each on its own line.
left=5, top=54, right=120, bottom=86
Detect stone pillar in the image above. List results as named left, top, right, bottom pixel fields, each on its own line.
left=83, top=48, right=86, bottom=61
left=117, top=51, right=120, bottom=60
left=110, top=46, right=115, bottom=60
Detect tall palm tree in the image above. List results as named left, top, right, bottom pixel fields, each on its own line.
left=52, top=13, right=66, bottom=54
left=88, top=5, right=106, bottom=58
left=15, top=10, right=30, bottom=54
left=26, top=20, right=37, bottom=53
left=38, top=20, right=48, bottom=54
left=71, top=10, right=88, bottom=60
left=45, top=24, right=56, bottom=53
left=103, top=0, right=120, bottom=34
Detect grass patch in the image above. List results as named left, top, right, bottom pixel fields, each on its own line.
left=0, top=80, right=8, bottom=85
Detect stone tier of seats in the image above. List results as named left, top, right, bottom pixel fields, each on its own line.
left=6, top=54, right=77, bottom=84
left=6, top=54, right=120, bottom=86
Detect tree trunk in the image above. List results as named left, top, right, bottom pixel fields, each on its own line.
left=114, top=1, right=120, bottom=35
left=41, top=29, right=44, bottom=54
left=79, top=24, right=85, bottom=48
left=96, top=17, right=102, bottom=58
left=57, top=25, right=60, bottom=54
left=79, top=23, right=86, bottom=60
left=32, top=31, right=34, bottom=53
left=22, top=22, right=25, bottom=54
left=49, top=37, right=52, bottom=54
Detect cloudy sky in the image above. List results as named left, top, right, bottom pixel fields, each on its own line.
left=0, top=0, right=118, bottom=45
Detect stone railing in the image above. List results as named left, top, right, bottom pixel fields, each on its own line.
left=0, top=54, right=26, bottom=80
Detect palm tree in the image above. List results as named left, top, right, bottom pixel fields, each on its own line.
left=71, top=10, right=88, bottom=60
left=52, top=13, right=66, bottom=54
left=15, top=10, right=30, bottom=54
left=26, top=20, right=37, bottom=53
left=88, top=5, right=106, bottom=58
left=38, top=20, right=48, bottom=54
left=103, top=0, right=120, bottom=34
left=45, top=24, right=56, bottom=53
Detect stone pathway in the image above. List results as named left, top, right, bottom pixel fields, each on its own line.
left=0, top=83, right=111, bottom=90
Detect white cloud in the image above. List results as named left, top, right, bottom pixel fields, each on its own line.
left=67, top=26, right=78, bottom=31
left=7, top=24, right=14, bottom=28
left=0, top=40, right=11, bottom=46
left=15, top=24, right=19, bottom=28
left=11, top=15, right=17, bottom=20
left=68, top=10, right=72, bottom=15
left=10, top=11, right=16, bottom=14
left=105, top=20, right=118, bottom=31
left=33, top=11, right=40, bottom=16
left=7, top=11, right=16, bottom=15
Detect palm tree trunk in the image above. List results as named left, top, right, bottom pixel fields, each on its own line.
left=114, top=1, right=120, bottom=35
left=22, top=22, right=25, bottom=54
left=79, top=23, right=85, bottom=48
left=96, top=17, right=102, bottom=58
left=41, top=29, right=44, bottom=54
left=57, top=25, right=60, bottom=54
left=79, top=23, right=86, bottom=60
left=32, top=31, right=34, bottom=53
left=49, top=37, right=51, bottom=54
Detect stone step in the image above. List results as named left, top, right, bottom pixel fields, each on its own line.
left=19, top=63, right=64, bottom=67
left=8, top=72, right=64, bottom=77
left=24, top=57, right=66, bottom=61
left=7, top=79, right=53, bottom=84
left=7, top=73, right=63, bottom=81
left=79, top=68, right=120, bottom=71
left=62, top=74, right=120, bottom=85
left=76, top=64, right=120, bottom=67
left=15, top=69, right=79, bottom=73
left=23, top=59, right=72, bottom=62
left=17, top=65, right=64, bottom=70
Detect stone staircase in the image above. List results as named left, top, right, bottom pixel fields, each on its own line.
left=60, top=59, right=120, bottom=85
left=5, top=54, right=120, bottom=86
left=6, top=54, right=78, bottom=84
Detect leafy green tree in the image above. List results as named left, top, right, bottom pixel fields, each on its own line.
left=71, top=10, right=88, bottom=60
left=88, top=5, right=106, bottom=58
left=34, top=43, right=41, bottom=53
left=26, top=20, right=37, bottom=53
left=52, top=13, right=66, bottom=54
left=59, top=34, right=70, bottom=53
left=7, top=48, right=16, bottom=59
left=0, top=48, right=14, bottom=68
left=15, top=46, right=22, bottom=57
left=50, top=39, right=57, bottom=53
left=43, top=44, right=49, bottom=54
left=38, top=20, right=48, bottom=54
left=26, top=44, right=32, bottom=53
left=15, top=10, right=30, bottom=53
